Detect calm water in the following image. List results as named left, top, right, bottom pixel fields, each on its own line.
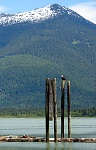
left=0, top=117, right=96, bottom=150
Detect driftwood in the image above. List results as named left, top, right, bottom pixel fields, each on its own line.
left=0, top=136, right=96, bottom=143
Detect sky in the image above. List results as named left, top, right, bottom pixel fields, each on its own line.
left=0, top=0, right=96, bottom=24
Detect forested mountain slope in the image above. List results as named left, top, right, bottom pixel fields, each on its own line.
left=0, top=4, right=96, bottom=109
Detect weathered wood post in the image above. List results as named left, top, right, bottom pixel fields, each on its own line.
left=67, top=80, right=71, bottom=138
left=61, top=80, right=66, bottom=138
left=45, top=78, right=50, bottom=142
left=49, top=80, right=53, bottom=121
left=52, top=78, right=57, bottom=142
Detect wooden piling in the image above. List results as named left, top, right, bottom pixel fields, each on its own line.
left=52, top=78, right=57, bottom=142
left=49, top=80, right=53, bottom=121
left=67, top=81, right=71, bottom=138
left=61, top=80, right=66, bottom=138
left=45, top=78, right=50, bottom=142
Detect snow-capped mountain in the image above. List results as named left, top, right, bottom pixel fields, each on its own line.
left=0, top=4, right=84, bottom=26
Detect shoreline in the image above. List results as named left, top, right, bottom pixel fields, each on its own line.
left=0, top=136, right=96, bottom=143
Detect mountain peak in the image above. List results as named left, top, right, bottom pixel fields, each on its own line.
left=0, top=4, right=85, bottom=26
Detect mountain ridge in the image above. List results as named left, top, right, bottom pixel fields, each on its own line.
left=0, top=4, right=94, bottom=26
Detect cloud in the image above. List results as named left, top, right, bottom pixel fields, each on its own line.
left=0, top=6, right=9, bottom=13
left=69, top=1, right=96, bottom=24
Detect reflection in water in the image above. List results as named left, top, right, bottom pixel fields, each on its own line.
left=46, top=143, right=58, bottom=150
left=46, top=142, right=73, bottom=150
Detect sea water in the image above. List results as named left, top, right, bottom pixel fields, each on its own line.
left=0, top=117, right=96, bottom=150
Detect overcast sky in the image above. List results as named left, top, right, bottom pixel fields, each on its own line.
left=0, top=0, right=96, bottom=24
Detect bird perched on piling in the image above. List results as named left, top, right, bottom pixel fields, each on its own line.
left=61, top=75, right=66, bottom=80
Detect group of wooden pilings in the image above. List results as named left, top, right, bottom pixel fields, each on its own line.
left=45, top=78, right=71, bottom=142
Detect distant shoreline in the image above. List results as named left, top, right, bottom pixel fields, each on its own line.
left=0, top=107, right=96, bottom=118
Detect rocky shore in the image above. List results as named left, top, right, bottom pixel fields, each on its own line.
left=0, top=135, right=96, bottom=143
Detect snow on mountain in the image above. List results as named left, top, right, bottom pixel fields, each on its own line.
left=0, top=4, right=83, bottom=26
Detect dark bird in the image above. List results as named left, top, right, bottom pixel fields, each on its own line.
left=61, top=75, right=66, bottom=80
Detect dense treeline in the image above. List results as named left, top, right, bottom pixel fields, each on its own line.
left=0, top=108, right=45, bottom=117
left=0, top=107, right=96, bottom=117
left=58, top=107, right=96, bottom=117
left=72, top=107, right=96, bottom=117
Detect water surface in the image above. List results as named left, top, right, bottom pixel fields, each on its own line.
left=0, top=117, right=95, bottom=150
